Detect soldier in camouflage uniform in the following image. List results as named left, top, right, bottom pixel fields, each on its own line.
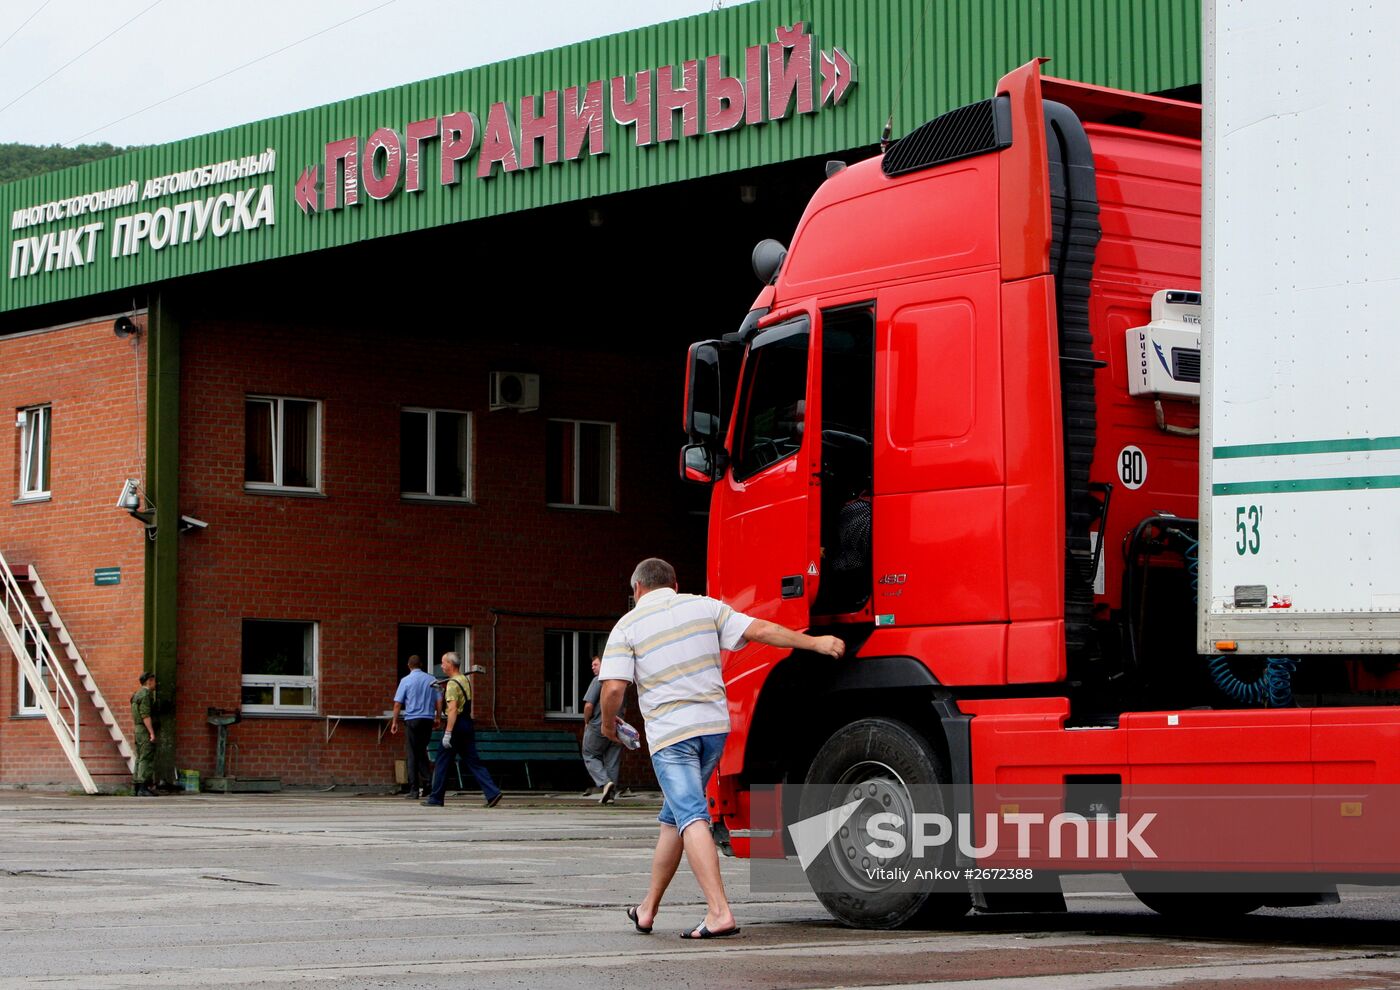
left=130, top=672, right=157, bottom=796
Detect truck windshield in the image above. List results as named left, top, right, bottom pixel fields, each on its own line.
left=733, top=321, right=809, bottom=481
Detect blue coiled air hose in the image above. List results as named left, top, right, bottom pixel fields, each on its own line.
left=1171, top=530, right=1296, bottom=708
left=1206, top=655, right=1297, bottom=707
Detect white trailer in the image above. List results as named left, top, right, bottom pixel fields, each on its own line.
left=1200, top=0, right=1400, bottom=654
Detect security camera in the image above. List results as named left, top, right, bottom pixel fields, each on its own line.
left=178, top=515, right=208, bottom=532
left=116, top=478, right=140, bottom=510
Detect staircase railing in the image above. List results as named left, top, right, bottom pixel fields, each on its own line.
left=27, top=564, right=133, bottom=772
left=0, top=551, right=96, bottom=794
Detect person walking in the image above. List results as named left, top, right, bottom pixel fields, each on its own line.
left=390, top=654, right=438, bottom=799
left=422, top=652, right=502, bottom=809
left=580, top=655, right=623, bottom=804
left=130, top=672, right=158, bottom=797
left=599, top=558, right=845, bottom=940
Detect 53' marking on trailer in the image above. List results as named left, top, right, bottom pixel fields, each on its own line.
left=1235, top=504, right=1263, bottom=555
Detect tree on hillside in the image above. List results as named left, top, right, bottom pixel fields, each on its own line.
left=0, top=142, right=137, bottom=184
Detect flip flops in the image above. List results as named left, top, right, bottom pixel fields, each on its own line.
left=679, top=922, right=740, bottom=940
left=627, top=906, right=653, bottom=934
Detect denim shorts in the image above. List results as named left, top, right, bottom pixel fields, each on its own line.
left=651, top=732, right=728, bottom=835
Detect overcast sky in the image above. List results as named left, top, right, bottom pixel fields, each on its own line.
left=0, top=0, right=738, bottom=147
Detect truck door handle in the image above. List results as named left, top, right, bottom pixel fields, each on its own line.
left=781, top=575, right=804, bottom=599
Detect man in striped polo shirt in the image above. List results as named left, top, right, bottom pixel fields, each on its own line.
left=600, top=557, right=845, bottom=940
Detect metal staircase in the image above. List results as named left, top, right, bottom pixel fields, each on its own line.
left=0, top=552, right=134, bottom=793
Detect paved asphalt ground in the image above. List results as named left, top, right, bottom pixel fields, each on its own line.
left=5, top=791, right=1400, bottom=989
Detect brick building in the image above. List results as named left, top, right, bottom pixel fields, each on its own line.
left=0, top=318, right=146, bottom=787
left=0, top=0, right=1199, bottom=789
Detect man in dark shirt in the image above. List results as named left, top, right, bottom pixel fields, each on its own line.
left=581, top=656, right=623, bottom=803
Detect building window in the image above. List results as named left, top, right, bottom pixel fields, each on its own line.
left=17, top=404, right=50, bottom=500
left=544, top=629, right=608, bottom=718
left=546, top=419, right=615, bottom=509
left=397, top=624, right=468, bottom=681
left=241, top=620, right=318, bottom=713
left=400, top=409, right=472, bottom=500
left=17, top=629, right=47, bottom=715
left=245, top=396, right=321, bottom=492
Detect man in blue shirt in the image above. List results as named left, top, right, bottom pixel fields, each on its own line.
left=390, top=655, right=438, bottom=798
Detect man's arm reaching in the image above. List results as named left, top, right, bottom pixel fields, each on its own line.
left=742, top=619, right=845, bottom=659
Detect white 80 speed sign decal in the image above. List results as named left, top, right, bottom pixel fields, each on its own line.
left=1117, top=445, right=1147, bottom=490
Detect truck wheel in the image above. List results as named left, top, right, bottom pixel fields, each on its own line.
left=800, top=717, right=971, bottom=929
left=1125, top=874, right=1264, bottom=918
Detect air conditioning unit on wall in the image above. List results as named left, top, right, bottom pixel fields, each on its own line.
left=489, top=371, right=540, bottom=412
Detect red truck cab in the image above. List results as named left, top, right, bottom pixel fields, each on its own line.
left=680, top=62, right=1400, bottom=928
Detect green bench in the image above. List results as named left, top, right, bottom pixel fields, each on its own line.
left=429, top=729, right=581, bottom=790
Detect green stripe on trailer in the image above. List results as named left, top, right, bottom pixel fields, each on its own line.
left=1212, top=475, right=1400, bottom=496
left=1213, top=436, right=1400, bottom=459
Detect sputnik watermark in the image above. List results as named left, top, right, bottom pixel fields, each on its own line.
left=863, top=811, right=1159, bottom=860
left=864, top=866, right=985, bottom=884
left=786, top=797, right=1158, bottom=873
left=749, top=782, right=1400, bottom=896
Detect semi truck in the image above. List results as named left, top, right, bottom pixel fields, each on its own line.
left=679, top=4, right=1400, bottom=929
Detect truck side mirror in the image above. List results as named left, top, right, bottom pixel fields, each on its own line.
left=680, top=443, right=725, bottom=485
left=751, top=238, right=788, bottom=285
left=683, top=339, right=740, bottom=443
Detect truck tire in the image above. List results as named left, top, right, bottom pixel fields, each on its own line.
left=800, top=717, right=972, bottom=929
left=1125, top=874, right=1264, bottom=918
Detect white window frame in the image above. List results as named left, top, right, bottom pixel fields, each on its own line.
left=400, top=407, right=473, bottom=502
left=17, top=404, right=51, bottom=501
left=546, top=418, right=617, bottom=511
left=244, top=395, right=322, bottom=494
left=240, top=620, right=319, bottom=715
left=544, top=629, right=608, bottom=719
left=398, top=624, right=469, bottom=679
left=17, top=629, right=47, bottom=716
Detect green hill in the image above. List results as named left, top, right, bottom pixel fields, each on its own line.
left=0, top=142, right=137, bottom=184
